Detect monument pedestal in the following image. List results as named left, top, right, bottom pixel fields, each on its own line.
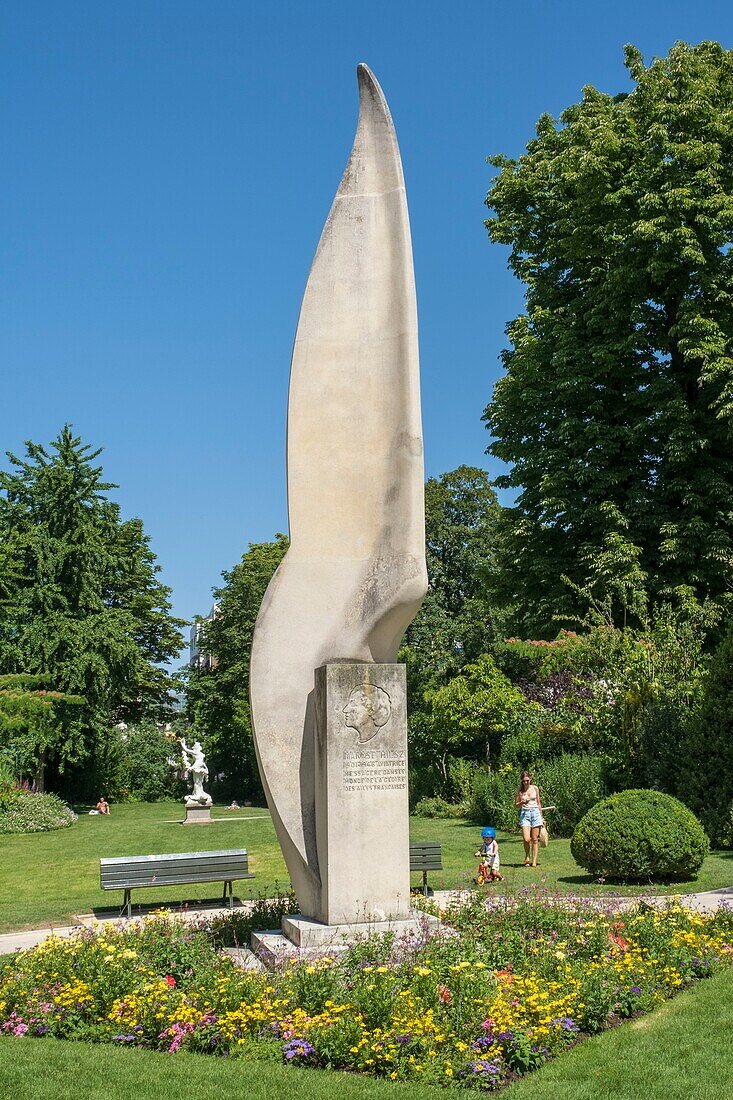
left=183, top=805, right=212, bottom=825
left=313, top=663, right=410, bottom=925
left=251, top=910, right=439, bottom=967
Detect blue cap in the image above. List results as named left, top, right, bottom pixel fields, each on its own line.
left=481, top=827, right=496, bottom=839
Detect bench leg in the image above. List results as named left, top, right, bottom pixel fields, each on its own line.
left=222, top=881, right=233, bottom=909
left=120, top=889, right=131, bottom=920
left=422, top=871, right=428, bottom=898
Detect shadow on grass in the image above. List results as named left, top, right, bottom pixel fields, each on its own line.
left=90, top=897, right=251, bottom=922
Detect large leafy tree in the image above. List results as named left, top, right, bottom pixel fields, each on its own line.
left=484, top=41, right=733, bottom=638
left=0, top=427, right=184, bottom=786
left=400, top=466, right=503, bottom=790
left=681, top=620, right=733, bottom=844
left=185, top=535, right=288, bottom=800
left=402, top=466, right=502, bottom=683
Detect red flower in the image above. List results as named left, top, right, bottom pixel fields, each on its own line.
left=609, top=934, right=629, bottom=950
left=164, top=975, right=176, bottom=988
left=438, top=985, right=453, bottom=1004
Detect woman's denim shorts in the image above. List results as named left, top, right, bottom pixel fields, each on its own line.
left=519, top=808, right=543, bottom=829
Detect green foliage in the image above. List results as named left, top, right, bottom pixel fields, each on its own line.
left=185, top=535, right=288, bottom=800
left=501, top=609, right=711, bottom=791
left=0, top=674, right=84, bottom=784
left=534, top=754, right=606, bottom=838
left=571, top=789, right=709, bottom=880
left=468, top=755, right=605, bottom=838
left=485, top=41, right=733, bottom=637
left=401, top=468, right=503, bottom=783
left=680, top=621, right=733, bottom=844
left=0, top=788, right=75, bottom=833
left=0, top=427, right=184, bottom=789
left=467, top=766, right=519, bottom=832
left=424, top=654, right=534, bottom=775
left=206, top=885, right=298, bottom=948
left=114, top=722, right=185, bottom=803
left=403, top=466, right=503, bottom=676
left=412, top=795, right=462, bottom=819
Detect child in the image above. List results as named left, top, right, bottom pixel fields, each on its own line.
left=474, top=826, right=502, bottom=884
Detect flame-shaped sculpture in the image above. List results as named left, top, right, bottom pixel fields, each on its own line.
left=250, top=64, right=427, bottom=919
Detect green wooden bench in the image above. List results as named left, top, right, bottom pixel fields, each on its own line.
left=100, top=849, right=254, bottom=918
left=409, top=841, right=443, bottom=896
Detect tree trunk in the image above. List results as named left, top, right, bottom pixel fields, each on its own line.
left=34, top=750, right=46, bottom=793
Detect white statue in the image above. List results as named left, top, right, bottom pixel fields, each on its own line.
left=179, top=737, right=212, bottom=808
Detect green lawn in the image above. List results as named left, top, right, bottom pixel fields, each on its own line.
left=1, top=803, right=731, bottom=933
left=1, top=968, right=731, bottom=1099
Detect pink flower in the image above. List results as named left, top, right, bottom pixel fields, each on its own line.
left=438, top=985, right=453, bottom=1004
left=164, top=975, right=176, bottom=988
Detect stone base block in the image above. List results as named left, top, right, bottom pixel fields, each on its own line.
left=182, top=806, right=212, bottom=825
left=251, top=910, right=440, bottom=967
left=282, top=911, right=439, bottom=948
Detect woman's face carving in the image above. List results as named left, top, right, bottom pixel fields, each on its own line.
left=343, top=683, right=392, bottom=743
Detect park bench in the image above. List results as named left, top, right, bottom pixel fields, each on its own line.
left=409, top=841, right=443, bottom=896
left=100, top=849, right=254, bottom=918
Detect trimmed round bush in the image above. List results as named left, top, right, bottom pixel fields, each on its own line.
left=0, top=789, right=75, bottom=833
left=571, top=789, right=709, bottom=881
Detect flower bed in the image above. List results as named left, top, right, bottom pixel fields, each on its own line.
left=0, top=789, right=75, bottom=834
left=1, top=891, right=731, bottom=1089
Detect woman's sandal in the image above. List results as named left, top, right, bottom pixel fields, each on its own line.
left=523, top=858, right=531, bottom=866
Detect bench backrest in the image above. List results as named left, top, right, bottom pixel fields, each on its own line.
left=409, top=842, right=443, bottom=871
left=100, top=849, right=249, bottom=890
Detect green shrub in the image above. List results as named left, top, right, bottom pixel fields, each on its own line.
left=571, top=789, right=709, bottom=880
left=681, top=622, right=733, bottom=845
left=468, top=767, right=518, bottom=831
left=0, top=789, right=75, bottom=833
left=413, top=795, right=462, bottom=819
left=499, top=718, right=542, bottom=768
left=535, top=753, right=606, bottom=837
left=206, top=885, right=297, bottom=947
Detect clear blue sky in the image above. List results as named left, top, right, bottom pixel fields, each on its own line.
left=2, top=1, right=732, bottom=657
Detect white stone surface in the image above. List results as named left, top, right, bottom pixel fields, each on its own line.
left=250, top=64, right=427, bottom=919
left=315, top=662, right=409, bottom=924
left=182, top=805, right=212, bottom=825
left=180, top=737, right=212, bottom=808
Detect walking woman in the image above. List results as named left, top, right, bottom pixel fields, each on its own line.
left=515, top=770, right=544, bottom=867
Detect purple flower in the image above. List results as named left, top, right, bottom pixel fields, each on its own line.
left=471, top=1036, right=494, bottom=1051
left=469, top=1060, right=501, bottom=1078
left=552, top=1017, right=579, bottom=1033
left=395, top=1034, right=412, bottom=1047
left=283, top=1038, right=316, bottom=1061
left=630, top=985, right=642, bottom=994
left=112, top=1034, right=137, bottom=1043
left=497, top=1030, right=515, bottom=1042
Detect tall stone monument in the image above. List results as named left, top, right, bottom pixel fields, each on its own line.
left=250, top=64, right=428, bottom=947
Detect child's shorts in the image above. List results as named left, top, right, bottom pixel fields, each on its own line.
left=519, top=808, right=543, bottom=829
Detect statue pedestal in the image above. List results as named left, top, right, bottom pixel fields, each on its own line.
left=183, top=805, right=212, bottom=825
left=251, top=910, right=439, bottom=967
left=313, top=662, right=410, bottom=925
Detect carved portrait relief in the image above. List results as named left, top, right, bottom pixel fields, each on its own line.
left=343, top=682, right=392, bottom=743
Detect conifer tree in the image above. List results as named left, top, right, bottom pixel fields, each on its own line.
left=0, top=427, right=184, bottom=782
